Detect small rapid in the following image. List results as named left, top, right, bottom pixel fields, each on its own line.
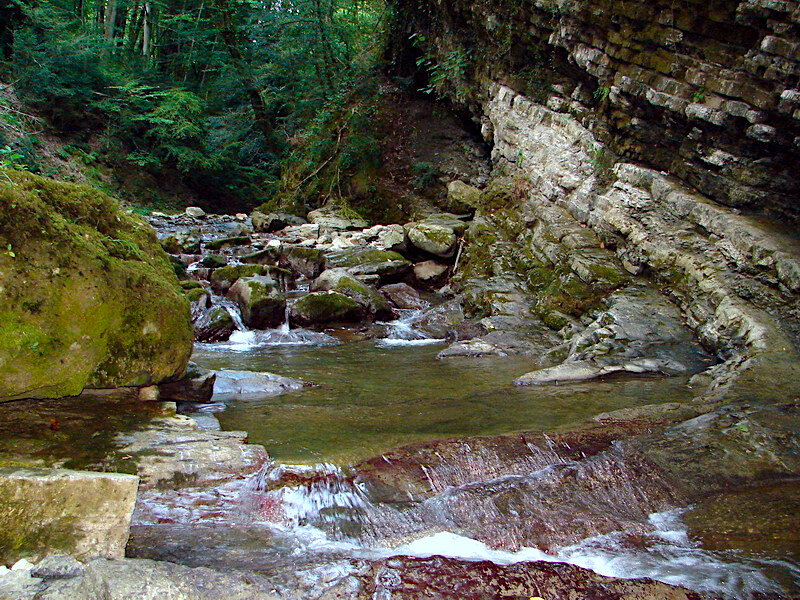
left=376, top=309, right=443, bottom=347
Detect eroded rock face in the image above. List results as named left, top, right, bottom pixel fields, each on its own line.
left=0, top=170, right=193, bottom=399
left=0, top=468, right=138, bottom=564
left=0, top=554, right=711, bottom=600
left=391, top=0, right=800, bottom=402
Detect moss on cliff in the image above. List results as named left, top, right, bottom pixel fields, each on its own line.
left=0, top=169, right=193, bottom=399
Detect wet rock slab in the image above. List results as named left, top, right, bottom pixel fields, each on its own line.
left=0, top=467, right=138, bottom=563
left=0, top=553, right=714, bottom=600
left=361, top=555, right=714, bottom=600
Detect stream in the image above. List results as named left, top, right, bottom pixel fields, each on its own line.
left=125, top=313, right=796, bottom=600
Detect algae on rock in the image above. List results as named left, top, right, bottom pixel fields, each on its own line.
left=0, top=170, right=194, bottom=400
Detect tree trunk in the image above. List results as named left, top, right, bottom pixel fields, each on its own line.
left=104, top=0, right=118, bottom=39
left=142, top=1, right=151, bottom=56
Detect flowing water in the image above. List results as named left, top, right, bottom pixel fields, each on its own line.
left=128, top=305, right=798, bottom=599
left=191, top=341, right=696, bottom=465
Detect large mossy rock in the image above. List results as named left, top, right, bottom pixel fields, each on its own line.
left=0, top=170, right=194, bottom=399
left=226, top=275, right=286, bottom=329
left=0, top=467, right=139, bottom=563
left=290, top=291, right=365, bottom=326
left=312, top=268, right=393, bottom=319
left=326, top=248, right=411, bottom=281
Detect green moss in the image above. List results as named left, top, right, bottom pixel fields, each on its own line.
left=201, top=254, right=227, bottom=268
left=241, top=247, right=281, bottom=264
left=292, top=291, right=362, bottom=325
left=334, top=276, right=391, bottom=315
left=184, top=288, right=207, bottom=303
left=332, top=249, right=407, bottom=267
left=209, top=264, right=266, bottom=285
left=0, top=169, right=193, bottom=399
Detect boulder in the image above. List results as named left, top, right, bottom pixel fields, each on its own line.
left=312, top=269, right=392, bottom=319
left=0, top=171, right=194, bottom=399
left=251, top=211, right=307, bottom=233
left=240, top=247, right=281, bottom=265
left=212, top=370, right=306, bottom=400
left=159, top=233, right=201, bottom=255
left=446, top=180, right=482, bottom=211
left=290, top=291, right=365, bottom=326
left=0, top=467, right=138, bottom=563
left=307, top=206, right=368, bottom=231
left=380, top=283, right=426, bottom=310
left=200, top=254, right=227, bottom=268
left=280, top=245, right=327, bottom=279
left=26, top=558, right=282, bottom=600
left=185, top=206, right=206, bottom=218
left=410, top=298, right=465, bottom=338
left=193, top=306, right=235, bottom=342
left=31, top=555, right=85, bottom=580
left=209, top=264, right=267, bottom=292
left=413, top=260, right=449, bottom=287
left=226, top=276, right=286, bottom=329
left=375, top=224, right=407, bottom=252
left=404, top=215, right=468, bottom=258
left=326, top=249, right=411, bottom=281
left=204, top=236, right=251, bottom=251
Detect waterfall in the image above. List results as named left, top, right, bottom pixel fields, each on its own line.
left=213, top=296, right=247, bottom=331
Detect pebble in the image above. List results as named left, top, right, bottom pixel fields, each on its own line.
left=11, top=559, right=34, bottom=571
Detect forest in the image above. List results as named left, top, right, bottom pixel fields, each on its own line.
left=0, top=0, right=391, bottom=210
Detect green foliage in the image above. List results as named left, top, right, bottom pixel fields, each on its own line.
left=100, top=83, right=212, bottom=173
left=692, top=86, right=707, bottom=103
left=410, top=34, right=471, bottom=102
left=5, top=0, right=389, bottom=210
left=594, top=85, right=611, bottom=103
left=411, top=161, right=439, bottom=190
left=588, top=145, right=615, bottom=181
left=12, top=3, right=112, bottom=126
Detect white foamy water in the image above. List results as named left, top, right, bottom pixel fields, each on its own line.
left=200, top=328, right=339, bottom=351
left=376, top=510, right=795, bottom=600
left=244, top=464, right=796, bottom=600
left=377, top=309, right=444, bottom=348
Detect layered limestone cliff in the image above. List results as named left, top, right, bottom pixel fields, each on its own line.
left=392, top=0, right=800, bottom=400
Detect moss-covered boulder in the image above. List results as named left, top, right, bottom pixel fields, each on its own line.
left=307, top=206, right=368, bottom=231
left=251, top=210, right=307, bottom=233
left=193, top=306, right=235, bottom=342
left=326, top=248, right=411, bottom=281
left=290, top=291, right=365, bottom=326
left=446, top=180, right=482, bottom=212
left=0, top=170, right=194, bottom=400
left=226, top=275, right=286, bottom=329
left=209, top=264, right=268, bottom=291
left=281, top=245, right=327, bottom=279
left=159, top=233, right=201, bottom=255
left=201, top=254, right=227, bottom=268
left=312, top=268, right=392, bottom=319
left=404, top=214, right=467, bottom=258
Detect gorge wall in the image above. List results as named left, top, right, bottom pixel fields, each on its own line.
left=391, top=0, right=800, bottom=401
